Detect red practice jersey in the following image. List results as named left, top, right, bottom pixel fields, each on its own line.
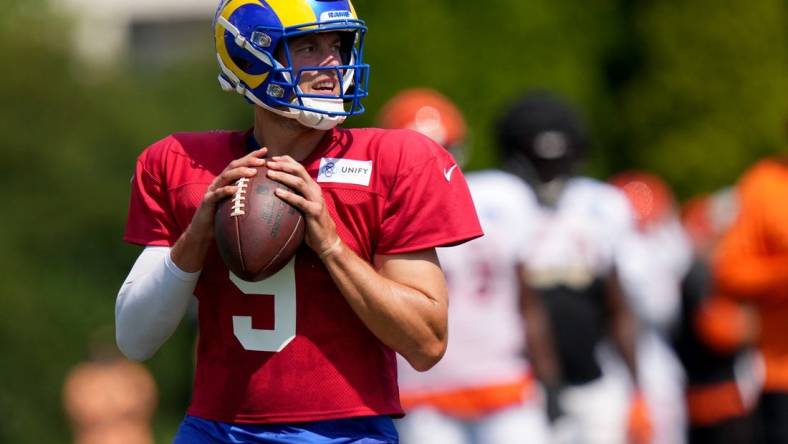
left=124, top=127, right=482, bottom=424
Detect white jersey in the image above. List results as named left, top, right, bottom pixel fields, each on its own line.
left=397, top=170, right=540, bottom=393
left=516, top=178, right=637, bottom=444
left=616, top=214, right=692, bottom=444
left=616, top=217, right=692, bottom=332
left=521, top=177, right=635, bottom=285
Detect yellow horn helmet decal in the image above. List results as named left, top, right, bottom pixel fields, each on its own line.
left=264, top=0, right=318, bottom=28
left=215, top=0, right=269, bottom=89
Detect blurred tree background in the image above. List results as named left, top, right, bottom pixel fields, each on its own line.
left=0, top=0, right=786, bottom=442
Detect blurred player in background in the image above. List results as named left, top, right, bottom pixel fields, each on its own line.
left=609, top=171, right=692, bottom=444
left=378, top=88, right=551, bottom=444
left=114, top=1, right=482, bottom=443
left=377, top=88, right=468, bottom=167
left=713, top=137, right=788, bottom=443
left=678, top=189, right=761, bottom=444
left=63, top=327, right=157, bottom=444
left=498, top=91, right=650, bottom=444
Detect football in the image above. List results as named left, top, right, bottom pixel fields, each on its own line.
left=214, top=166, right=305, bottom=281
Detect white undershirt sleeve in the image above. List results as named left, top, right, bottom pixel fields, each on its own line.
left=115, top=246, right=200, bottom=361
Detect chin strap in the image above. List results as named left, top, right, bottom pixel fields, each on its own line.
left=297, top=97, right=346, bottom=129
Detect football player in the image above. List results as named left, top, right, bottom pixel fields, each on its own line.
left=610, top=171, right=692, bottom=444
left=498, top=91, right=650, bottom=444
left=63, top=328, right=157, bottom=444
left=678, top=189, right=761, bottom=444
left=713, top=150, right=788, bottom=444
left=114, top=2, right=482, bottom=443
left=378, top=88, right=551, bottom=444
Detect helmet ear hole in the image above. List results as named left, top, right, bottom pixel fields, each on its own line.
left=230, top=54, right=252, bottom=72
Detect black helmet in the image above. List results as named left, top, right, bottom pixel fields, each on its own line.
left=496, top=91, right=588, bottom=184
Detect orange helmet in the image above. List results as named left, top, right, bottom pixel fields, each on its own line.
left=377, top=88, right=467, bottom=163
left=609, top=170, right=674, bottom=231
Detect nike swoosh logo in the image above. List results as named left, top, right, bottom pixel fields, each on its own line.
left=443, top=164, right=458, bottom=182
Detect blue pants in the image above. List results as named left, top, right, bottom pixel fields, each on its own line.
left=173, top=414, right=399, bottom=443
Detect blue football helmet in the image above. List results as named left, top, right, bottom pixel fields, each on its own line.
left=213, top=0, right=369, bottom=129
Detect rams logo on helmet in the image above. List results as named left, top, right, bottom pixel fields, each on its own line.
left=213, top=0, right=369, bottom=130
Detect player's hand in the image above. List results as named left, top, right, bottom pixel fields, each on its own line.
left=265, top=155, right=340, bottom=258
left=173, top=147, right=269, bottom=273
left=627, top=390, right=652, bottom=444
left=189, top=147, right=269, bottom=238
